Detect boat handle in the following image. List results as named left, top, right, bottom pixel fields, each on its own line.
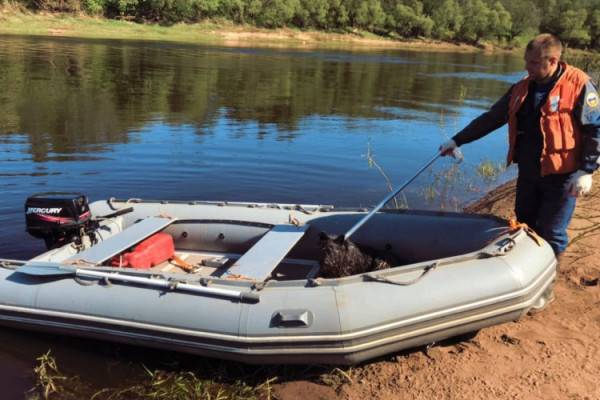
left=271, top=310, right=313, bottom=328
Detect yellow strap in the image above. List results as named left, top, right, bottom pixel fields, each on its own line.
left=170, top=255, right=195, bottom=272
left=224, top=273, right=253, bottom=281
left=508, top=219, right=544, bottom=246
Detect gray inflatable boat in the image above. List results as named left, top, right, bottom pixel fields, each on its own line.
left=0, top=195, right=556, bottom=365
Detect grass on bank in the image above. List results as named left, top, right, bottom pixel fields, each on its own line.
left=0, top=8, right=225, bottom=46
left=6, top=7, right=600, bottom=59
left=26, top=349, right=357, bottom=400
left=0, top=6, right=511, bottom=52
left=27, top=350, right=273, bottom=400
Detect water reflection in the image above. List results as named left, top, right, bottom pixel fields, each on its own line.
left=0, top=36, right=522, bottom=156
left=423, top=70, right=525, bottom=83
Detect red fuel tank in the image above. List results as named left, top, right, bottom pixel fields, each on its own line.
left=114, top=233, right=175, bottom=269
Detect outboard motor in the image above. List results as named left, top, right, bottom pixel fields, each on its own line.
left=25, top=192, right=92, bottom=249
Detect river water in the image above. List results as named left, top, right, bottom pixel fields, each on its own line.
left=0, top=35, right=524, bottom=395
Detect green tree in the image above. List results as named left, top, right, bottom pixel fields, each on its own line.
left=135, top=0, right=198, bottom=22
left=103, top=0, right=139, bottom=17
left=559, top=9, right=590, bottom=47
left=487, top=1, right=512, bottom=39
left=349, top=0, right=386, bottom=31
left=193, top=0, right=221, bottom=18
left=431, top=0, right=463, bottom=40
left=537, top=0, right=559, bottom=32
left=218, top=0, right=247, bottom=23
left=538, top=0, right=591, bottom=47
left=82, top=0, right=107, bottom=14
left=247, top=0, right=300, bottom=28
left=499, top=0, right=540, bottom=39
left=589, top=9, right=600, bottom=49
left=327, top=0, right=350, bottom=28
left=457, top=0, right=491, bottom=43
left=388, top=1, right=433, bottom=37
left=295, top=0, right=329, bottom=28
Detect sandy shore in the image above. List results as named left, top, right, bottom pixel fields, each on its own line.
left=275, top=179, right=600, bottom=400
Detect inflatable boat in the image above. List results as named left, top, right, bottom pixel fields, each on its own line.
left=0, top=193, right=557, bottom=365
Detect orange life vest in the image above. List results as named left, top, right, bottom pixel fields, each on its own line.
left=507, top=63, right=589, bottom=176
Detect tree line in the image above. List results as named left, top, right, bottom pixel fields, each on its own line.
left=10, top=0, right=600, bottom=50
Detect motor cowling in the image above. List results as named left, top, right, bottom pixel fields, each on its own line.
left=25, top=192, right=92, bottom=249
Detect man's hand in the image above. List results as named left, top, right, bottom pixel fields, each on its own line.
left=439, top=139, right=458, bottom=156
left=567, top=170, right=593, bottom=197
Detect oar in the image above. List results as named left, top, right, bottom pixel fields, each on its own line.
left=15, top=261, right=77, bottom=276
left=15, top=263, right=260, bottom=303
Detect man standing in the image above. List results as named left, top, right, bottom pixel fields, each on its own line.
left=440, top=34, right=600, bottom=256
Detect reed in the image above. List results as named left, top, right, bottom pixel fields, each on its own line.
left=320, top=367, right=354, bottom=387
left=28, top=351, right=68, bottom=400
left=89, top=367, right=263, bottom=400
left=475, top=159, right=505, bottom=182
left=364, top=140, right=406, bottom=209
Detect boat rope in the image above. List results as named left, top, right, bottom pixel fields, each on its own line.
left=158, top=211, right=174, bottom=219
left=66, top=258, right=98, bottom=266
left=74, top=276, right=97, bottom=286
left=169, top=255, right=196, bottom=273
left=294, top=205, right=315, bottom=215
left=107, top=197, right=119, bottom=210
left=73, top=273, right=114, bottom=286
left=224, top=273, right=254, bottom=281
left=363, top=262, right=438, bottom=286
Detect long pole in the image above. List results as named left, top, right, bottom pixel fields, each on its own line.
left=343, top=152, right=442, bottom=241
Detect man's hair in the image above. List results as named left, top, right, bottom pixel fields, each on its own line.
left=526, top=34, right=563, bottom=59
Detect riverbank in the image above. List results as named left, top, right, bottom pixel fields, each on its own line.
left=0, top=8, right=502, bottom=52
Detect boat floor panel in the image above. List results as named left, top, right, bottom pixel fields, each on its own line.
left=147, top=250, right=319, bottom=281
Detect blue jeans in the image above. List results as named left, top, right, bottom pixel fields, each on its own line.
left=515, top=172, right=577, bottom=255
